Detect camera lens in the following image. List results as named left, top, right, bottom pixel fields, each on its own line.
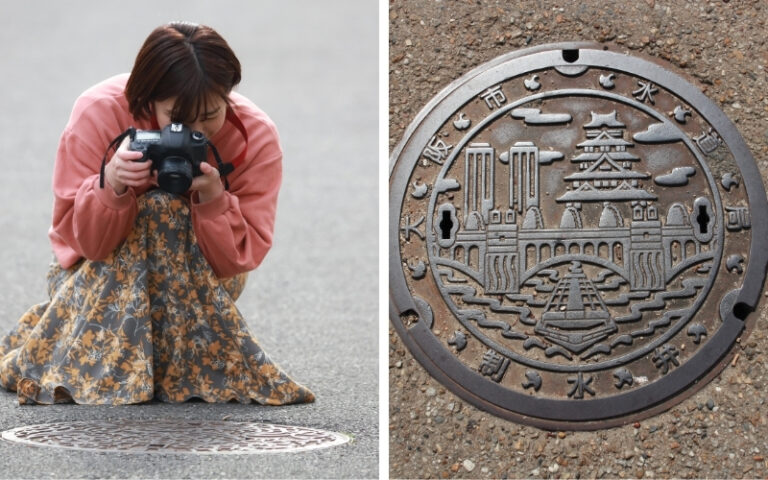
left=156, top=156, right=193, bottom=194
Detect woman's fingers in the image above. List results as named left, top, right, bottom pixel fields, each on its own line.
left=106, top=137, right=156, bottom=193
left=115, top=157, right=152, bottom=172
left=190, top=162, right=224, bottom=202
left=117, top=168, right=152, bottom=181
left=115, top=136, right=144, bottom=160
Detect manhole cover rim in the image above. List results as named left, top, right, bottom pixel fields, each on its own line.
left=1, top=420, right=351, bottom=455
left=389, top=43, right=768, bottom=430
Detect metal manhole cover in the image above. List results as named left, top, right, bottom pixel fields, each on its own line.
left=1, top=420, right=350, bottom=454
left=390, top=43, right=768, bottom=430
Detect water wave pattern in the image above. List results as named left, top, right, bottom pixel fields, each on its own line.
left=437, top=268, right=532, bottom=340
left=615, top=277, right=706, bottom=325
left=579, top=277, right=705, bottom=359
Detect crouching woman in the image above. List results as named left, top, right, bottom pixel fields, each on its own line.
left=0, top=22, right=315, bottom=405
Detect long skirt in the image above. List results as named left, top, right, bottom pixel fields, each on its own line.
left=0, top=190, right=315, bottom=405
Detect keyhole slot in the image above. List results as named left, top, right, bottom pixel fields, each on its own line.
left=439, top=210, right=453, bottom=240
left=696, top=205, right=710, bottom=234
left=562, top=49, right=579, bottom=63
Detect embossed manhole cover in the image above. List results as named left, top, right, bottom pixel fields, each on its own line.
left=390, top=43, right=768, bottom=429
left=1, top=420, right=350, bottom=454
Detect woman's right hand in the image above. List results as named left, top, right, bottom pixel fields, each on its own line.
left=104, top=136, right=156, bottom=195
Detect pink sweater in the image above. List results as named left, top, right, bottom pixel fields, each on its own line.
left=49, top=74, right=282, bottom=278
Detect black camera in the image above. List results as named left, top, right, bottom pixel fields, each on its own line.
left=129, top=123, right=208, bottom=194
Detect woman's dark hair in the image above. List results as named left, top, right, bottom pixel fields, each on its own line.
left=125, top=22, right=241, bottom=122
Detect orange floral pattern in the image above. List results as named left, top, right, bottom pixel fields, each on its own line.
left=0, top=190, right=315, bottom=405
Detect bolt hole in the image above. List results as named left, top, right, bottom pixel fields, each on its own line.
left=400, top=309, right=419, bottom=327
left=439, top=210, right=453, bottom=239
left=733, top=302, right=751, bottom=320
left=696, top=205, right=710, bottom=234
left=562, top=49, right=579, bottom=63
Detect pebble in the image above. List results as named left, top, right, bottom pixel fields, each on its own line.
left=426, top=387, right=436, bottom=397
left=509, top=27, right=523, bottom=39
left=462, top=459, right=476, bottom=472
left=706, top=398, right=715, bottom=410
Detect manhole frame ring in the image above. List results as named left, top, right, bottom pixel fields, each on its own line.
left=0, top=420, right=351, bottom=455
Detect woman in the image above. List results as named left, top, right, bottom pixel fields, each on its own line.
left=0, top=22, right=315, bottom=405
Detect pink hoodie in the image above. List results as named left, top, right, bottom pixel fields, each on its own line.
left=49, top=74, right=282, bottom=278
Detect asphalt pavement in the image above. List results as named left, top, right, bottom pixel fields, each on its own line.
left=0, top=1, right=378, bottom=478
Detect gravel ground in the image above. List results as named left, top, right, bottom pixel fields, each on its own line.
left=389, top=1, right=768, bottom=478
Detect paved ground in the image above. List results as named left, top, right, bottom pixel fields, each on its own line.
left=390, top=1, right=768, bottom=478
left=0, top=1, right=378, bottom=478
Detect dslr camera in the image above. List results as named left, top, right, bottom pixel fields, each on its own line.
left=129, top=123, right=208, bottom=194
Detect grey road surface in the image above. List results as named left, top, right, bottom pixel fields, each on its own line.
left=0, top=1, right=378, bottom=478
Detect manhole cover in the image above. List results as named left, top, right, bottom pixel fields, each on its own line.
left=1, top=420, right=350, bottom=454
left=390, top=43, right=768, bottom=430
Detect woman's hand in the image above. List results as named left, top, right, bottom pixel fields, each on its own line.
left=191, top=162, right=225, bottom=203
left=105, top=136, right=156, bottom=195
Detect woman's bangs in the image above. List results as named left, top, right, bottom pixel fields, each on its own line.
left=170, top=82, right=226, bottom=125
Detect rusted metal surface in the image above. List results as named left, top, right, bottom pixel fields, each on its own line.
left=389, top=43, right=768, bottom=430
left=1, top=420, right=349, bottom=454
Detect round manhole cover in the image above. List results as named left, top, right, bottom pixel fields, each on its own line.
left=390, top=43, right=768, bottom=430
left=1, top=420, right=350, bottom=454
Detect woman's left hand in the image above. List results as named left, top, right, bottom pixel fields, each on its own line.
left=191, top=162, right=225, bottom=203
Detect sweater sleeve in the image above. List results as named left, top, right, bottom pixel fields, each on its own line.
left=190, top=121, right=282, bottom=279
left=50, top=125, right=139, bottom=264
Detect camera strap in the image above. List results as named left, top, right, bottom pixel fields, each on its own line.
left=99, top=127, right=136, bottom=189
left=207, top=141, right=233, bottom=190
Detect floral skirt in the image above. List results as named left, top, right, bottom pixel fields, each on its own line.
left=0, top=190, right=315, bottom=405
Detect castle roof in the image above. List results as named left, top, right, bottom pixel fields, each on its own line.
left=584, top=111, right=625, bottom=129
left=557, top=182, right=657, bottom=202
left=564, top=170, right=649, bottom=181
left=576, top=131, right=634, bottom=148
left=566, top=155, right=650, bottom=180
left=571, top=151, right=640, bottom=162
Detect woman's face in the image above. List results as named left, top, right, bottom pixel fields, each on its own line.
left=153, top=95, right=228, bottom=139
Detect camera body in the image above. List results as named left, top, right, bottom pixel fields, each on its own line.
left=129, top=123, right=208, bottom=194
